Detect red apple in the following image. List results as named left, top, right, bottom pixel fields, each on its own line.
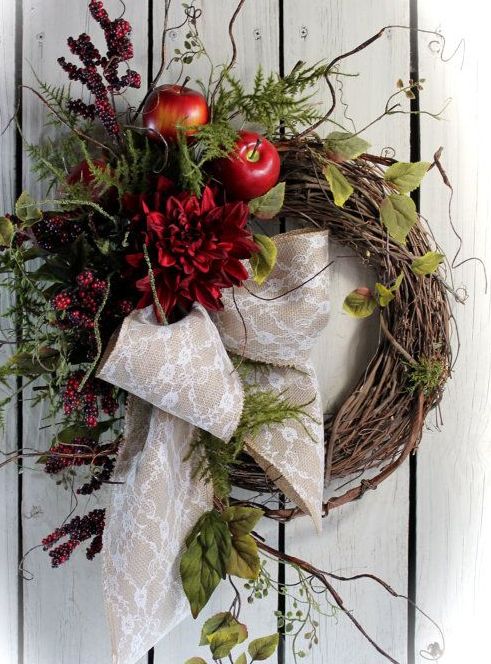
left=142, top=83, right=209, bottom=141
left=211, top=131, right=280, bottom=201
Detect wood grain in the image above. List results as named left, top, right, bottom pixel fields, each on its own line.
left=416, top=1, right=491, bottom=660
left=282, top=2, right=411, bottom=662
left=0, top=1, right=19, bottom=663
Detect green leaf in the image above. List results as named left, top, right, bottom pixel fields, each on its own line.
left=323, top=164, right=354, bottom=207
left=234, top=655, right=247, bottom=664
left=384, top=161, right=430, bottom=194
left=208, top=624, right=248, bottom=659
left=222, top=506, right=264, bottom=536
left=55, top=419, right=115, bottom=444
left=375, top=282, right=395, bottom=307
left=227, top=534, right=261, bottom=579
left=0, top=217, right=14, bottom=246
left=184, top=659, right=208, bottom=664
left=324, top=131, right=371, bottom=161
left=375, top=273, right=404, bottom=307
left=180, top=511, right=232, bottom=618
left=249, top=182, right=285, bottom=220
left=411, top=251, right=445, bottom=276
left=15, top=191, right=42, bottom=225
left=380, top=194, right=418, bottom=244
left=200, top=612, right=238, bottom=646
left=250, top=234, right=277, bottom=285
left=342, top=288, right=377, bottom=318
left=248, top=633, right=280, bottom=661
left=30, top=262, right=69, bottom=284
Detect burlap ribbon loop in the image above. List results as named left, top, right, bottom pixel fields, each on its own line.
left=97, top=229, right=330, bottom=664
left=213, top=229, right=330, bottom=532
left=98, top=303, right=244, bottom=441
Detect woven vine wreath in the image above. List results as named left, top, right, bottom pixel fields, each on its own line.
left=0, top=2, right=452, bottom=663
left=231, top=142, right=452, bottom=518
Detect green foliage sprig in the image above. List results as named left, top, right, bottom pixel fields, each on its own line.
left=188, top=369, right=316, bottom=500
left=213, top=64, right=327, bottom=137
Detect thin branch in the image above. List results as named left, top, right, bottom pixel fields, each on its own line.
left=209, top=0, right=247, bottom=116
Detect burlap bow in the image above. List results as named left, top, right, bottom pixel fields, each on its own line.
left=97, top=229, right=329, bottom=664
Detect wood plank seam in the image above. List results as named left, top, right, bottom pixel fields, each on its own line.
left=408, top=1, right=421, bottom=662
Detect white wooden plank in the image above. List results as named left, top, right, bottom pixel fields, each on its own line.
left=151, top=2, right=282, bottom=661
left=0, top=1, right=19, bottom=662
left=21, top=2, right=148, bottom=663
left=283, top=2, right=411, bottom=662
left=416, top=2, right=491, bottom=661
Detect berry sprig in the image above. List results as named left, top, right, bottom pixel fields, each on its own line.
left=44, top=436, right=117, bottom=495
left=51, top=269, right=109, bottom=332
left=33, top=212, right=85, bottom=253
left=58, top=0, right=141, bottom=137
left=61, top=370, right=118, bottom=428
left=42, top=509, right=105, bottom=566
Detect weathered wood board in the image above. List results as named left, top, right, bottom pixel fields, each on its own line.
left=0, top=1, right=19, bottom=663
left=416, top=1, right=491, bottom=661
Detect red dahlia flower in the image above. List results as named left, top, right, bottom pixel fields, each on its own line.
left=125, top=184, right=258, bottom=319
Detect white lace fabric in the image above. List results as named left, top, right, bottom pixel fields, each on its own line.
left=97, top=229, right=329, bottom=664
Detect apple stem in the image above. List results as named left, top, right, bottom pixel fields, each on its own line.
left=181, top=76, right=191, bottom=92
left=250, top=138, right=262, bottom=160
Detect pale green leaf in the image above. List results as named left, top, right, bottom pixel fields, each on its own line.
left=185, top=659, right=208, bottom=664
left=234, top=654, right=247, bottom=664
left=323, top=164, right=354, bottom=207
left=375, top=272, right=404, bottom=307
left=411, top=251, right=445, bottom=276
left=248, top=633, right=280, bottom=661
left=180, top=511, right=232, bottom=618
left=250, top=234, right=277, bottom=285
left=384, top=161, right=430, bottom=194
left=393, top=272, right=404, bottom=290
left=380, top=194, right=418, bottom=244
left=249, top=182, right=285, bottom=220
left=342, top=288, right=377, bottom=318
left=227, top=534, right=261, bottom=579
left=208, top=623, right=248, bottom=659
left=0, top=217, right=14, bottom=246
left=222, top=506, right=264, bottom=536
left=15, top=191, right=42, bottom=225
left=324, top=131, right=371, bottom=160
left=375, top=283, right=395, bottom=307
left=200, top=612, right=237, bottom=646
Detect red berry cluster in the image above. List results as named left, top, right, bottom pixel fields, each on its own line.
left=58, top=1, right=140, bottom=136
left=42, top=509, right=105, bottom=566
left=62, top=371, right=118, bottom=428
left=78, top=456, right=115, bottom=495
left=51, top=269, right=108, bottom=331
left=44, top=437, right=116, bottom=495
left=33, top=213, right=84, bottom=253
left=44, top=437, right=96, bottom=474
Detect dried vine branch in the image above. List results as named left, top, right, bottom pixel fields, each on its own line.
left=230, top=144, right=452, bottom=518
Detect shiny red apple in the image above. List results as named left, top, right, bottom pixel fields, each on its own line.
left=142, top=83, right=209, bottom=141
left=211, top=131, right=280, bottom=201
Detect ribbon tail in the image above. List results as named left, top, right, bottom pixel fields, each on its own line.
left=244, top=364, right=325, bottom=533
left=102, top=396, right=213, bottom=664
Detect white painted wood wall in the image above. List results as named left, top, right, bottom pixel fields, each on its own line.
left=1, top=1, right=490, bottom=662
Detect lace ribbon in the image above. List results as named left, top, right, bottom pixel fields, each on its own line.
left=97, top=229, right=329, bottom=663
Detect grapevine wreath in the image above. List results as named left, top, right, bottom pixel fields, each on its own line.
left=0, top=1, right=453, bottom=663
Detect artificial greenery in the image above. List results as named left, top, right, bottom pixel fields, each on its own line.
left=405, top=356, right=445, bottom=397
left=188, top=361, right=315, bottom=500
left=213, top=64, right=327, bottom=137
